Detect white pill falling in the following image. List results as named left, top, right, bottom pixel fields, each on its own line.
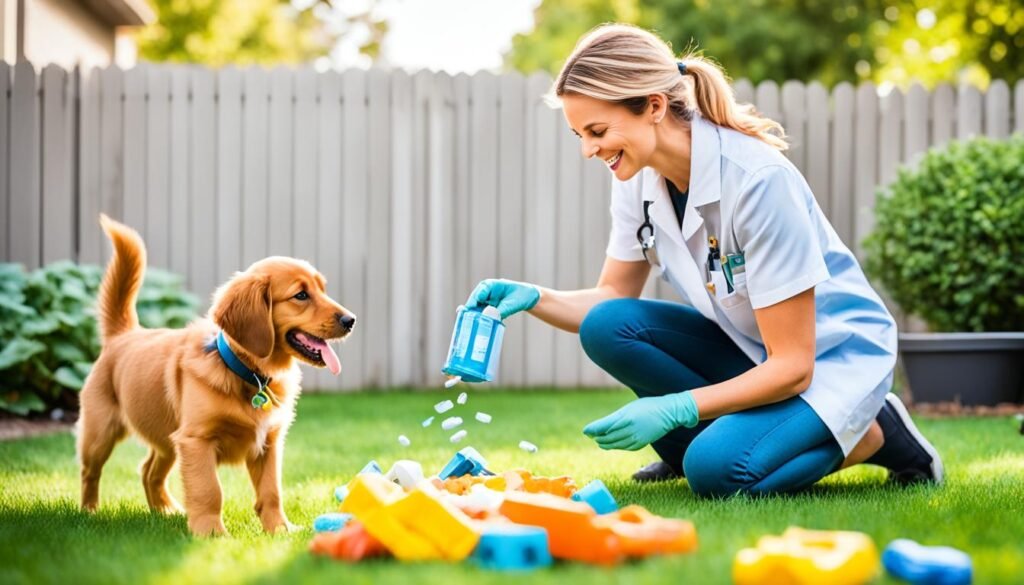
left=457, top=392, right=468, bottom=405
left=434, top=400, right=454, bottom=413
left=518, top=440, right=538, bottom=453
left=397, top=435, right=411, bottom=447
left=422, top=416, right=434, bottom=427
left=475, top=412, right=492, bottom=423
left=444, top=376, right=462, bottom=389
left=450, top=430, right=468, bottom=443
left=441, top=416, right=463, bottom=430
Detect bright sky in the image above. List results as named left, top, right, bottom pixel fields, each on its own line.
left=319, top=0, right=543, bottom=74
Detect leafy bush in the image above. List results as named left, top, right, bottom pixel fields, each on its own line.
left=0, top=262, right=199, bottom=415
left=864, top=135, right=1024, bottom=332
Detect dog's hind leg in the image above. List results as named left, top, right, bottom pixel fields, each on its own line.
left=141, top=448, right=183, bottom=514
left=77, top=369, right=126, bottom=512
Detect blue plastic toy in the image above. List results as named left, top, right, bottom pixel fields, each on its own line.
left=472, top=524, right=553, bottom=571
left=314, top=512, right=353, bottom=533
left=442, top=305, right=506, bottom=383
left=334, top=485, right=349, bottom=503
left=359, top=460, right=383, bottom=475
left=439, top=446, right=492, bottom=480
left=883, top=539, right=972, bottom=585
left=571, top=479, right=619, bottom=515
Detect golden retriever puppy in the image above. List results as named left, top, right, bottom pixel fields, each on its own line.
left=77, top=214, right=355, bottom=536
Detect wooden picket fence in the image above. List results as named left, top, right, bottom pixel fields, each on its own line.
left=1, top=61, right=1022, bottom=390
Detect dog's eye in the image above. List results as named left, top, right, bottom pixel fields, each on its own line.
left=293, top=291, right=309, bottom=301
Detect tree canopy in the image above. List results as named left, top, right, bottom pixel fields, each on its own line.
left=135, top=0, right=385, bottom=67
left=505, top=0, right=1024, bottom=87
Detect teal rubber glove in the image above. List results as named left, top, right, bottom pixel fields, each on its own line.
left=582, top=392, right=700, bottom=451
left=467, top=279, right=541, bottom=320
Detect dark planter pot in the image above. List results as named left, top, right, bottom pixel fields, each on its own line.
left=899, top=332, right=1024, bottom=405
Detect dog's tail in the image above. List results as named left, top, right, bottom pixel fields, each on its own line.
left=97, top=214, right=146, bottom=342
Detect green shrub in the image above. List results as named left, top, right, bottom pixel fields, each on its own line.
left=0, top=262, right=199, bottom=415
left=863, top=135, right=1024, bottom=332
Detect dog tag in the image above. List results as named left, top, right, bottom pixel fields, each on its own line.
left=251, top=390, right=269, bottom=410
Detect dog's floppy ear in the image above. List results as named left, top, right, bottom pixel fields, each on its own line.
left=211, top=273, right=274, bottom=359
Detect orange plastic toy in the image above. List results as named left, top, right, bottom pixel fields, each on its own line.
left=499, top=491, right=623, bottom=565
left=440, top=470, right=577, bottom=497
left=309, top=521, right=388, bottom=562
left=594, top=505, right=699, bottom=557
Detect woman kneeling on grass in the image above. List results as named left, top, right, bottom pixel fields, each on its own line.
left=464, top=24, right=943, bottom=497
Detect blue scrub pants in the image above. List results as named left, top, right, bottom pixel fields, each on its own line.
left=579, top=298, right=844, bottom=497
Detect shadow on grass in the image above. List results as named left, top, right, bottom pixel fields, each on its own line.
left=0, top=499, right=193, bottom=585
left=610, top=473, right=900, bottom=504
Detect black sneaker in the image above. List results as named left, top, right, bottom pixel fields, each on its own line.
left=869, top=394, right=944, bottom=485
left=631, top=460, right=681, bottom=483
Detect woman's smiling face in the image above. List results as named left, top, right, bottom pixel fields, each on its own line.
left=561, top=92, right=656, bottom=182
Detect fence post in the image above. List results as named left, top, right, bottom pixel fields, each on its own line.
left=931, top=84, right=955, bottom=146
left=1015, top=79, right=1024, bottom=134
left=390, top=68, right=415, bottom=387
left=425, top=71, right=456, bottom=389
left=145, top=65, right=171, bottom=269
left=309, top=69, right=342, bottom=392
left=339, top=68, right=369, bottom=390
left=215, top=66, right=243, bottom=283
left=524, top=72, right=556, bottom=386
left=189, top=66, right=216, bottom=310
left=805, top=81, right=830, bottom=217
left=9, top=62, right=40, bottom=269
left=984, top=80, right=1010, bottom=139
left=957, top=83, right=983, bottom=139
left=830, top=82, right=855, bottom=249
left=781, top=80, right=807, bottom=173
left=497, top=72, right=528, bottom=387
left=41, top=64, right=75, bottom=264
left=168, top=66, right=189, bottom=280
left=0, top=62, right=8, bottom=261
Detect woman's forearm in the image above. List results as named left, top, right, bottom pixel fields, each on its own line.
left=526, top=286, right=625, bottom=333
left=691, top=288, right=817, bottom=420
left=689, top=356, right=812, bottom=419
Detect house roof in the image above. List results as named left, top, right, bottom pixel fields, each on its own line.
left=81, top=0, right=156, bottom=27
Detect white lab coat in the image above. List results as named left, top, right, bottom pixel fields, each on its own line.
left=605, top=113, right=898, bottom=456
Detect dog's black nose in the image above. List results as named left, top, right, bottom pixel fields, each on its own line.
left=337, top=314, right=356, bottom=331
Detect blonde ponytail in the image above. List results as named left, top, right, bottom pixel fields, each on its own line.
left=682, top=56, right=788, bottom=150
left=550, top=24, right=788, bottom=151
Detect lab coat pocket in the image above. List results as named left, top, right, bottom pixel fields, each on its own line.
left=719, top=272, right=748, bottom=309
left=717, top=276, right=760, bottom=340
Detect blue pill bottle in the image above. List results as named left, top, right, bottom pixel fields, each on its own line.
left=442, top=305, right=505, bottom=383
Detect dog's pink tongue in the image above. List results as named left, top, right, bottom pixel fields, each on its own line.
left=299, top=333, right=342, bottom=375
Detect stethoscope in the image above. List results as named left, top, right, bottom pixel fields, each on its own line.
left=636, top=197, right=729, bottom=295
left=636, top=200, right=662, bottom=271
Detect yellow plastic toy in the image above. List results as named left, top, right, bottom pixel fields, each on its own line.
left=733, top=527, right=879, bottom=585
left=339, top=474, right=404, bottom=517
left=361, top=506, right=444, bottom=561
left=387, top=484, right=481, bottom=560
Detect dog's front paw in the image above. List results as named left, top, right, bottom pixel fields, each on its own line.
left=155, top=502, right=185, bottom=516
left=262, top=516, right=301, bottom=535
left=189, top=515, right=229, bottom=537
left=152, top=496, right=185, bottom=516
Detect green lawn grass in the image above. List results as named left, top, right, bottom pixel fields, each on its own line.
left=1, top=388, right=1022, bottom=584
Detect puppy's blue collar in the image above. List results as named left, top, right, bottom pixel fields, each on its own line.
left=209, top=331, right=275, bottom=410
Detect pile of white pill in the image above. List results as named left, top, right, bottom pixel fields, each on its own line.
left=397, top=373, right=538, bottom=453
